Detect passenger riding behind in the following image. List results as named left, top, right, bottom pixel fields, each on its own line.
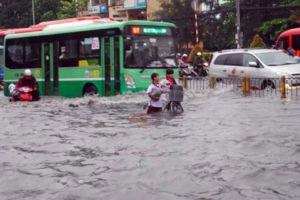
left=16, top=69, right=40, bottom=101
left=180, top=54, right=189, bottom=65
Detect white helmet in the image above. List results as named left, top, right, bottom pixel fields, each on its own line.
left=24, top=69, right=32, bottom=76
left=8, top=84, right=15, bottom=93
left=197, top=52, right=202, bottom=56
left=182, top=54, right=188, bottom=57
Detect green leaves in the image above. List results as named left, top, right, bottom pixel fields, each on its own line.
left=0, top=0, right=88, bottom=28
left=0, top=0, right=32, bottom=28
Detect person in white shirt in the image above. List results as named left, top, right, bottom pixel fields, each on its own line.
left=146, top=73, right=163, bottom=114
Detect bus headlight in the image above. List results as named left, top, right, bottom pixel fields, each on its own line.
left=125, top=74, right=136, bottom=88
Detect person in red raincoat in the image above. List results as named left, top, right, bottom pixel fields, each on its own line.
left=16, top=69, right=40, bottom=101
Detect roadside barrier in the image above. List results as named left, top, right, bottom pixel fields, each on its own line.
left=178, top=74, right=300, bottom=98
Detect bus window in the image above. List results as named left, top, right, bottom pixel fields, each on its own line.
left=278, top=37, right=289, bottom=50
left=59, top=39, right=78, bottom=67
left=292, top=35, right=300, bottom=50
left=59, top=37, right=101, bottom=67
left=79, top=37, right=100, bottom=67
left=125, top=27, right=176, bottom=68
left=6, top=39, right=41, bottom=69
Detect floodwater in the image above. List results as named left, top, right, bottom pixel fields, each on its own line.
left=0, top=89, right=299, bottom=200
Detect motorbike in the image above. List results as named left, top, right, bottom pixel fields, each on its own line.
left=9, top=85, right=36, bottom=102
left=193, top=62, right=209, bottom=77
left=178, top=62, right=199, bottom=78
left=165, top=84, right=184, bottom=114
left=18, top=86, right=34, bottom=101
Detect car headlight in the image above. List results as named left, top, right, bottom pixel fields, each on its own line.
left=125, top=74, right=136, bottom=89
left=276, top=72, right=290, bottom=78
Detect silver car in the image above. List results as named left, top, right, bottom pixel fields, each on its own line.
left=209, top=49, right=300, bottom=89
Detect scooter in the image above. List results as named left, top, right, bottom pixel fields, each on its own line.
left=18, top=86, right=34, bottom=101
left=9, top=85, right=35, bottom=102
left=194, top=62, right=209, bottom=77
left=178, top=63, right=199, bottom=78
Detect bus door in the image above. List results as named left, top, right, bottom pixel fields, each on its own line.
left=42, top=43, right=59, bottom=95
left=103, top=36, right=120, bottom=96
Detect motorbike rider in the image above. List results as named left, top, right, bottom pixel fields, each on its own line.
left=16, top=69, right=40, bottom=101
left=193, top=52, right=208, bottom=76
left=193, top=52, right=204, bottom=68
left=180, top=54, right=189, bottom=65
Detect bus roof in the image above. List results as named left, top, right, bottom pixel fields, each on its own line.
left=278, top=27, right=300, bottom=38
left=0, top=17, right=113, bottom=37
left=0, top=27, right=43, bottom=36
left=31, top=16, right=107, bottom=28
left=4, top=20, right=175, bottom=40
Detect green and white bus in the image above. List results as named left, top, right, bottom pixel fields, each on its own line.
left=3, top=20, right=177, bottom=97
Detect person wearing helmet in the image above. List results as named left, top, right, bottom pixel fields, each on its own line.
left=181, top=54, right=189, bottom=64
left=193, top=51, right=205, bottom=76
left=193, top=52, right=204, bottom=68
left=16, top=69, right=40, bottom=101
left=8, top=83, right=20, bottom=102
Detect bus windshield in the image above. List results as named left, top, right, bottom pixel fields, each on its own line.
left=125, top=35, right=176, bottom=68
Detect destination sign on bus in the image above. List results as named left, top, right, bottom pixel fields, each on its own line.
left=131, top=26, right=170, bottom=35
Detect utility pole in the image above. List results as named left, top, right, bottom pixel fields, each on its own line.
left=32, top=0, right=36, bottom=25
left=236, top=0, right=241, bottom=48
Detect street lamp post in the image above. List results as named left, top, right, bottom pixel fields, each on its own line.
left=191, top=0, right=199, bottom=45
left=236, top=0, right=241, bottom=48
left=32, top=0, right=36, bottom=25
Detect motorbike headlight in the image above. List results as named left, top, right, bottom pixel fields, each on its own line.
left=125, top=74, right=136, bottom=89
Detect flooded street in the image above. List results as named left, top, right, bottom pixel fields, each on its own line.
left=0, top=89, right=300, bottom=200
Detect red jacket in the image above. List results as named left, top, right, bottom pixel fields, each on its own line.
left=16, top=76, right=40, bottom=101
left=16, top=76, right=38, bottom=90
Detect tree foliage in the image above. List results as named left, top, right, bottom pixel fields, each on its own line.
left=0, top=0, right=32, bottom=28
left=0, top=0, right=89, bottom=28
left=250, top=34, right=266, bottom=48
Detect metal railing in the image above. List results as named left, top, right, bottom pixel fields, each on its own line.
left=178, top=75, right=300, bottom=98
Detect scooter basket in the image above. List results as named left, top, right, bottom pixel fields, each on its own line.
left=169, top=85, right=184, bottom=102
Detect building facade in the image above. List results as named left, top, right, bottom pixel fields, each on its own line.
left=80, top=0, right=164, bottom=21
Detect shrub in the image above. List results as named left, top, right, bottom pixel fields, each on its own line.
left=250, top=34, right=266, bottom=48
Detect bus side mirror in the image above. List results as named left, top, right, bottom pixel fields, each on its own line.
left=124, top=38, right=132, bottom=51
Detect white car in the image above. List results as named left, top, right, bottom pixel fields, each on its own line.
left=209, top=49, right=300, bottom=89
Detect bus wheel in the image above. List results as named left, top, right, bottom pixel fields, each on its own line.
left=83, top=84, right=98, bottom=96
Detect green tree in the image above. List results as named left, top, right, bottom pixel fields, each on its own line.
left=156, top=0, right=195, bottom=48
left=250, top=34, right=266, bottom=48
left=0, top=0, right=32, bottom=28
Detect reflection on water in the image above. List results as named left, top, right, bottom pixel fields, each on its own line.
left=0, top=90, right=300, bottom=200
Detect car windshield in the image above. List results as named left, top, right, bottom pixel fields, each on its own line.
left=125, top=36, right=176, bottom=68
left=255, top=51, right=298, bottom=66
